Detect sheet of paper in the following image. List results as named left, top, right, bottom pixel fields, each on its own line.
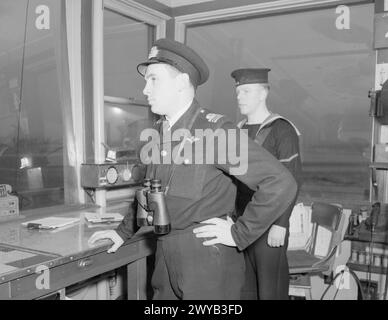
left=314, top=225, right=332, bottom=257
left=21, top=217, right=80, bottom=229
left=289, top=203, right=305, bottom=234
left=0, top=250, right=36, bottom=264
left=0, top=263, right=18, bottom=274
left=289, top=203, right=312, bottom=250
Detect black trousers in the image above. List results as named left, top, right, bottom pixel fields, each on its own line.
left=241, top=228, right=290, bottom=300
left=152, top=225, right=245, bottom=300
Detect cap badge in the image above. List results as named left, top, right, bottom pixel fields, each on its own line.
left=148, top=46, right=159, bottom=59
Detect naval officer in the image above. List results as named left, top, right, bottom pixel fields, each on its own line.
left=89, top=39, right=297, bottom=300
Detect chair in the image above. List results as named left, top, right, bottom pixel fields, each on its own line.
left=287, top=202, right=346, bottom=299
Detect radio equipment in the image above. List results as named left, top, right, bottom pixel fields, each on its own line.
left=81, top=162, right=146, bottom=189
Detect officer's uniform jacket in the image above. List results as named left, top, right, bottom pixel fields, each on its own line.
left=117, top=100, right=297, bottom=251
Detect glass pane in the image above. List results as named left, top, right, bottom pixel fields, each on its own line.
left=186, top=4, right=374, bottom=202
left=104, top=9, right=155, bottom=100
left=104, top=102, right=152, bottom=155
left=0, top=0, right=67, bottom=210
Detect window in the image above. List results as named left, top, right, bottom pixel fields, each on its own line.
left=103, top=6, right=158, bottom=153
left=186, top=3, right=374, bottom=202
left=0, top=0, right=74, bottom=210
left=104, top=9, right=155, bottom=101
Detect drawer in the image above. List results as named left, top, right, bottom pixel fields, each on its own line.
left=10, top=241, right=143, bottom=299
left=0, top=282, right=10, bottom=299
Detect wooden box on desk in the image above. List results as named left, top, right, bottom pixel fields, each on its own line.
left=0, top=194, right=19, bottom=219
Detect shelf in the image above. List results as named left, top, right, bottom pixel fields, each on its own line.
left=344, top=232, right=388, bottom=245
left=369, top=162, right=388, bottom=170
left=347, top=262, right=388, bottom=275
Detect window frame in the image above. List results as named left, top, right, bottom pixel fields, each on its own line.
left=1, top=0, right=81, bottom=213
left=90, top=0, right=168, bottom=206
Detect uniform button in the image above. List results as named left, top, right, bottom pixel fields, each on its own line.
left=161, top=150, right=167, bottom=157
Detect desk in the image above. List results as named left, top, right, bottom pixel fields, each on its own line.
left=0, top=207, right=156, bottom=300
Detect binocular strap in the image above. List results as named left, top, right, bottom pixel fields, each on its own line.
left=151, top=106, right=204, bottom=196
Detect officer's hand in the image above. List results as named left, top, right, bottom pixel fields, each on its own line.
left=267, top=225, right=286, bottom=247
left=88, top=230, right=124, bottom=253
left=193, top=216, right=236, bottom=247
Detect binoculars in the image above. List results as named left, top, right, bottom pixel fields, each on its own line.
left=136, top=179, right=171, bottom=235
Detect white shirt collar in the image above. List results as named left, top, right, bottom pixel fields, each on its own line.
left=165, top=99, right=193, bottom=130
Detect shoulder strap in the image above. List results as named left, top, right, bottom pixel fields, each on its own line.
left=201, top=108, right=233, bottom=130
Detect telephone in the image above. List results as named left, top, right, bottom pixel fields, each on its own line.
left=0, top=184, right=12, bottom=197
left=0, top=184, right=19, bottom=218
left=365, top=202, right=381, bottom=233
left=347, top=202, right=388, bottom=244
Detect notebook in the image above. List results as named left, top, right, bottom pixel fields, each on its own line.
left=21, top=217, right=80, bottom=230
left=84, top=212, right=123, bottom=224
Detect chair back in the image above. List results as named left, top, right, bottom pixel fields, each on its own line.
left=308, top=202, right=344, bottom=263
left=311, top=202, right=342, bottom=230
left=288, top=202, right=349, bottom=299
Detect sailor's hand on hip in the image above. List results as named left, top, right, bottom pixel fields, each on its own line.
left=267, top=224, right=286, bottom=247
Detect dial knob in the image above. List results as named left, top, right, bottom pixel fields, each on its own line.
left=106, top=167, right=118, bottom=184
left=122, top=168, right=132, bottom=181
left=131, top=165, right=146, bottom=181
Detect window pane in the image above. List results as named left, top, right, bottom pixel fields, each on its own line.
left=104, top=9, right=155, bottom=100
left=0, top=0, right=68, bottom=210
left=186, top=4, right=374, bottom=202
left=105, top=102, right=152, bottom=154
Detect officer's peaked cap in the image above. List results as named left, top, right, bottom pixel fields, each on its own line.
left=137, top=38, right=209, bottom=87
left=231, top=68, right=271, bottom=86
